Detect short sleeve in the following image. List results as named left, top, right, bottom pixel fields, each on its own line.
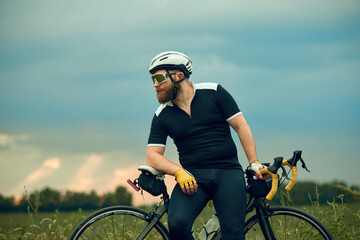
left=216, top=84, right=242, bottom=121
left=147, top=114, right=167, bottom=147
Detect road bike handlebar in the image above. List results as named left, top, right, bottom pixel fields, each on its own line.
left=129, top=151, right=310, bottom=201
left=282, top=151, right=303, bottom=191
left=258, top=151, right=310, bottom=201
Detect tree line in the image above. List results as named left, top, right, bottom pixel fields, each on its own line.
left=268, top=180, right=359, bottom=206
left=0, top=186, right=132, bottom=212
left=0, top=180, right=359, bottom=212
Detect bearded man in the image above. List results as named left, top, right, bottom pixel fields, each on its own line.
left=146, top=51, right=265, bottom=240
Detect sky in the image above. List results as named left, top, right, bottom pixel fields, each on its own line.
left=0, top=0, right=359, bottom=205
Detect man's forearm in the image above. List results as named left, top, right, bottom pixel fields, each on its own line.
left=146, top=149, right=181, bottom=175
left=237, top=124, right=258, bottom=163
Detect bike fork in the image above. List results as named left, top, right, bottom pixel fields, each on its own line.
left=256, top=206, right=276, bottom=240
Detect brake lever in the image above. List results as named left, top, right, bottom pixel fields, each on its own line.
left=300, top=158, right=311, bottom=172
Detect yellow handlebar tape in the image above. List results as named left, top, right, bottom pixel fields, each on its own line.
left=259, top=168, right=279, bottom=201
left=282, top=160, right=298, bottom=191
left=257, top=158, right=299, bottom=201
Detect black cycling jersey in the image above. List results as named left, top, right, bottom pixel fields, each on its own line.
left=147, top=82, right=242, bottom=169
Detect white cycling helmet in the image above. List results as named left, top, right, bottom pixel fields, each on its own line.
left=149, top=51, right=192, bottom=78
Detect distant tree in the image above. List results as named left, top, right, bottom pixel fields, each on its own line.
left=0, top=194, right=15, bottom=211
left=102, top=186, right=132, bottom=207
left=87, top=190, right=101, bottom=209
left=115, top=186, right=132, bottom=205
left=17, top=189, right=40, bottom=212
left=39, top=187, right=61, bottom=211
left=102, top=192, right=115, bottom=207
left=11, top=185, right=132, bottom=212
left=1, top=185, right=134, bottom=212
left=14, top=187, right=61, bottom=212
left=291, top=181, right=318, bottom=204
left=61, top=190, right=101, bottom=211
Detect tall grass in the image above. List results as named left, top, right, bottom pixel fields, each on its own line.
left=0, top=210, right=83, bottom=240
left=303, top=185, right=360, bottom=240
left=0, top=190, right=85, bottom=239
left=0, top=187, right=359, bottom=239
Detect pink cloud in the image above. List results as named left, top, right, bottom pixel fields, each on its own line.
left=67, top=154, right=103, bottom=192
left=43, top=157, right=60, bottom=169
left=10, top=157, right=61, bottom=197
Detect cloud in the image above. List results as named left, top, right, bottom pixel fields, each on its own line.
left=0, top=134, right=29, bottom=147
left=9, top=157, right=61, bottom=197
left=43, top=157, right=60, bottom=169
left=67, top=154, right=103, bottom=192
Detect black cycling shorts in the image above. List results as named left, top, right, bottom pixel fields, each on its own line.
left=168, top=168, right=246, bottom=240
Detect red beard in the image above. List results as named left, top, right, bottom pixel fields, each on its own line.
left=156, top=85, right=174, bottom=103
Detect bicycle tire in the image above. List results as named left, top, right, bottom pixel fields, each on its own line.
left=245, top=206, right=334, bottom=240
left=69, top=205, right=170, bottom=240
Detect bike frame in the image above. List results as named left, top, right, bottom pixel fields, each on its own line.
left=135, top=178, right=277, bottom=240
left=137, top=180, right=171, bottom=239
left=126, top=151, right=314, bottom=240
left=138, top=206, right=168, bottom=239
left=255, top=202, right=276, bottom=240
left=244, top=173, right=276, bottom=240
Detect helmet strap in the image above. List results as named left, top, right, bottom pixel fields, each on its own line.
left=166, top=70, right=186, bottom=100
left=172, top=86, right=178, bottom=100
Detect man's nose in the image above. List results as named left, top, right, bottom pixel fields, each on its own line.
left=153, top=81, right=160, bottom=87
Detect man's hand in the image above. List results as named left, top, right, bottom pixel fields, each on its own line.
left=249, top=161, right=268, bottom=180
left=174, top=168, right=198, bottom=195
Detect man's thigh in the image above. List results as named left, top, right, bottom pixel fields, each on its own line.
left=212, top=169, right=246, bottom=238
left=168, top=184, right=210, bottom=229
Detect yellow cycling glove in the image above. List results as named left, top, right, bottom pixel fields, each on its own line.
left=174, top=168, right=197, bottom=189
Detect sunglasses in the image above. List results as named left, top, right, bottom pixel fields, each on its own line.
left=151, top=73, right=177, bottom=84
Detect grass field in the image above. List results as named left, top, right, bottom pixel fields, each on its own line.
left=1, top=199, right=359, bottom=239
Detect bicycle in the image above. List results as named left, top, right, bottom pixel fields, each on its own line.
left=69, top=150, right=334, bottom=240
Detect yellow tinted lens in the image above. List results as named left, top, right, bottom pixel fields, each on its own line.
left=151, top=74, right=167, bottom=84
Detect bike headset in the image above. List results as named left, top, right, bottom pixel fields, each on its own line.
left=149, top=51, right=193, bottom=100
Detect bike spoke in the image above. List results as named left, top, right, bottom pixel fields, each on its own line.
left=88, top=225, right=103, bottom=239
left=291, top=216, right=300, bottom=239
left=284, top=214, right=287, bottom=240
left=301, top=224, right=316, bottom=239
left=245, top=207, right=333, bottom=240
left=122, top=214, right=125, bottom=237
left=99, top=219, right=110, bottom=240
left=111, top=215, right=115, bottom=237
left=131, top=215, right=139, bottom=238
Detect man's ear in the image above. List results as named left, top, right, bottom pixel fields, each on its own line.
left=177, top=71, right=185, bottom=79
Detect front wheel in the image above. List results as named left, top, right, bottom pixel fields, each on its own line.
left=245, top=206, right=334, bottom=240
left=69, top=205, right=170, bottom=240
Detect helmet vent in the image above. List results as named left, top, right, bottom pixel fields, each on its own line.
left=160, top=57, right=169, bottom=61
